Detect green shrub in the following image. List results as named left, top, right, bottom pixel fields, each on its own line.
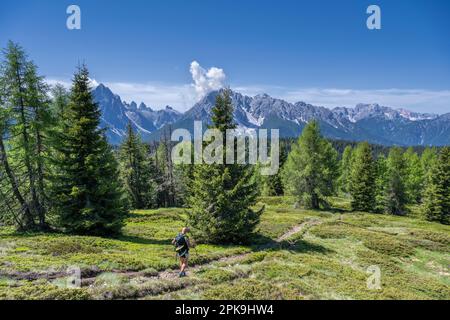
left=42, top=239, right=102, bottom=256
left=0, top=283, right=92, bottom=300
left=363, top=235, right=414, bottom=257
left=310, top=224, right=348, bottom=239
left=203, top=278, right=303, bottom=300
left=198, top=268, right=238, bottom=284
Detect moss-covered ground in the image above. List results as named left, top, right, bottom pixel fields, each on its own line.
left=0, top=197, right=448, bottom=300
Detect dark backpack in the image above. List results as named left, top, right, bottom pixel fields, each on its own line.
left=174, top=233, right=187, bottom=253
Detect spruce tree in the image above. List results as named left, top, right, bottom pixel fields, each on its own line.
left=350, top=142, right=376, bottom=212
left=385, top=147, right=407, bottom=215
left=187, top=89, right=262, bottom=244
left=51, top=65, right=127, bottom=236
left=422, top=147, right=450, bottom=224
left=282, top=121, right=338, bottom=209
left=119, top=122, right=156, bottom=209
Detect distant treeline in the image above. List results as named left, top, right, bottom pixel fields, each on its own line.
left=281, top=137, right=438, bottom=158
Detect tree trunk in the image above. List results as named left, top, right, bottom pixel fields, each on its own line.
left=34, top=125, right=47, bottom=228
left=0, top=135, right=35, bottom=229
left=15, top=69, right=40, bottom=221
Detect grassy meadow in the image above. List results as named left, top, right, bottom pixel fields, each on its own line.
left=0, top=196, right=449, bottom=300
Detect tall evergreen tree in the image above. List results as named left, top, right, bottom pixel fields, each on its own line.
left=349, top=142, right=376, bottom=212
left=422, top=147, right=450, bottom=224
left=385, top=147, right=407, bottom=215
left=282, top=121, right=338, bottom=209
left=0, top=41, right=51, bottom=229
left=374, top=154, right=388, bottom=213
left=154, top=130, right=185, bottom=207
left=1, top=41, right=40, bottom=226
left=23, top=60, right=52, bottom=227
left=404, top=147, right=425, bottom=204
left=187, top=89, right=262, bottom=243
left=421, top=147, right=438, bottom=182
left=119, top=122, right=156, bottom=209
left=338, top=145, right=353, bottom=194
left=51, top=65, right=127, bottom=236
left=0, top=86, right=34, bottom=228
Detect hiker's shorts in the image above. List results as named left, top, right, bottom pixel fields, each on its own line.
left=178, top=251, right=189, bottom=259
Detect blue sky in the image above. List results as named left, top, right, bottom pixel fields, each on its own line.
left=1, top=0, right=449, bottom=113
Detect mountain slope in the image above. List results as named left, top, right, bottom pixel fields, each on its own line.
left=153, top=89, right=449, bottom=146
left=94, top=85, right=449, bottom=146
left=92, top=84, right=181, bottom=144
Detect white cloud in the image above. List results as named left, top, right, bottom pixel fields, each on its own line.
left=46, top=78, right=71, bottom=89
left=46, top=77, right=100, bottom=91
left=89, top=78, right=99, bottom=88
left=189, top=61, right=226, bottom=98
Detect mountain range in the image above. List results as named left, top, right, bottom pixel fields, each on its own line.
left=93, top=84, right=450, bottom=146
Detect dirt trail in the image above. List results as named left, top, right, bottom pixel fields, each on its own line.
left=141, top=217, right=323, bottom=282
left=9, top=218, right=323, bottom=287
left=276, top=218, right=321, bottom=243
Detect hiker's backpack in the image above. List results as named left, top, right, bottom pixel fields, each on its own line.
left=174, top=233, right=187, bottom=253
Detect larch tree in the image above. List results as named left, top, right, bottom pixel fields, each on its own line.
left=282, top=121, right=338, bottom=209
left=0, top=41, right=51, bottom=230
left=119, top=122, right=156, bottom=209
left=50, top=84, right=69, bottom=121
left=0, top=83, right=34, bottom=228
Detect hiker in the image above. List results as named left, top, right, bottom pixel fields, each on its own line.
left=172, top=227, right=192, bottom=277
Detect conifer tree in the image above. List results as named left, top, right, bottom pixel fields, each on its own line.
left=50, top=84, right=69, bottom=121
left=349, top=142, right=376, bottom=212
left=23, top=60, right=52, bottom=227
left=422, top=147, right=450, bottom=224
left=338, top=145, right=353, bottom=194
left=254, top=141, right=287, bottom=196
left=119, top=122, right=156, bottom=209
left=0, top=41, right=51, bottom=229
left=385, top=147, right=407, bottom=215
left=421, top=147, right=438, bottom=181
left=404, top=147, right=424, bottom=204
left=282, top=121, right=338, bottom=209
left=155, top=138, right=175, bottom=207
left=0, top=90, right=34, bottom=228
left=187, top=89, right=262, bottom=243
left=51, top=65, right=127, bottom=236
left=374, top=154, right=388, bottom=213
